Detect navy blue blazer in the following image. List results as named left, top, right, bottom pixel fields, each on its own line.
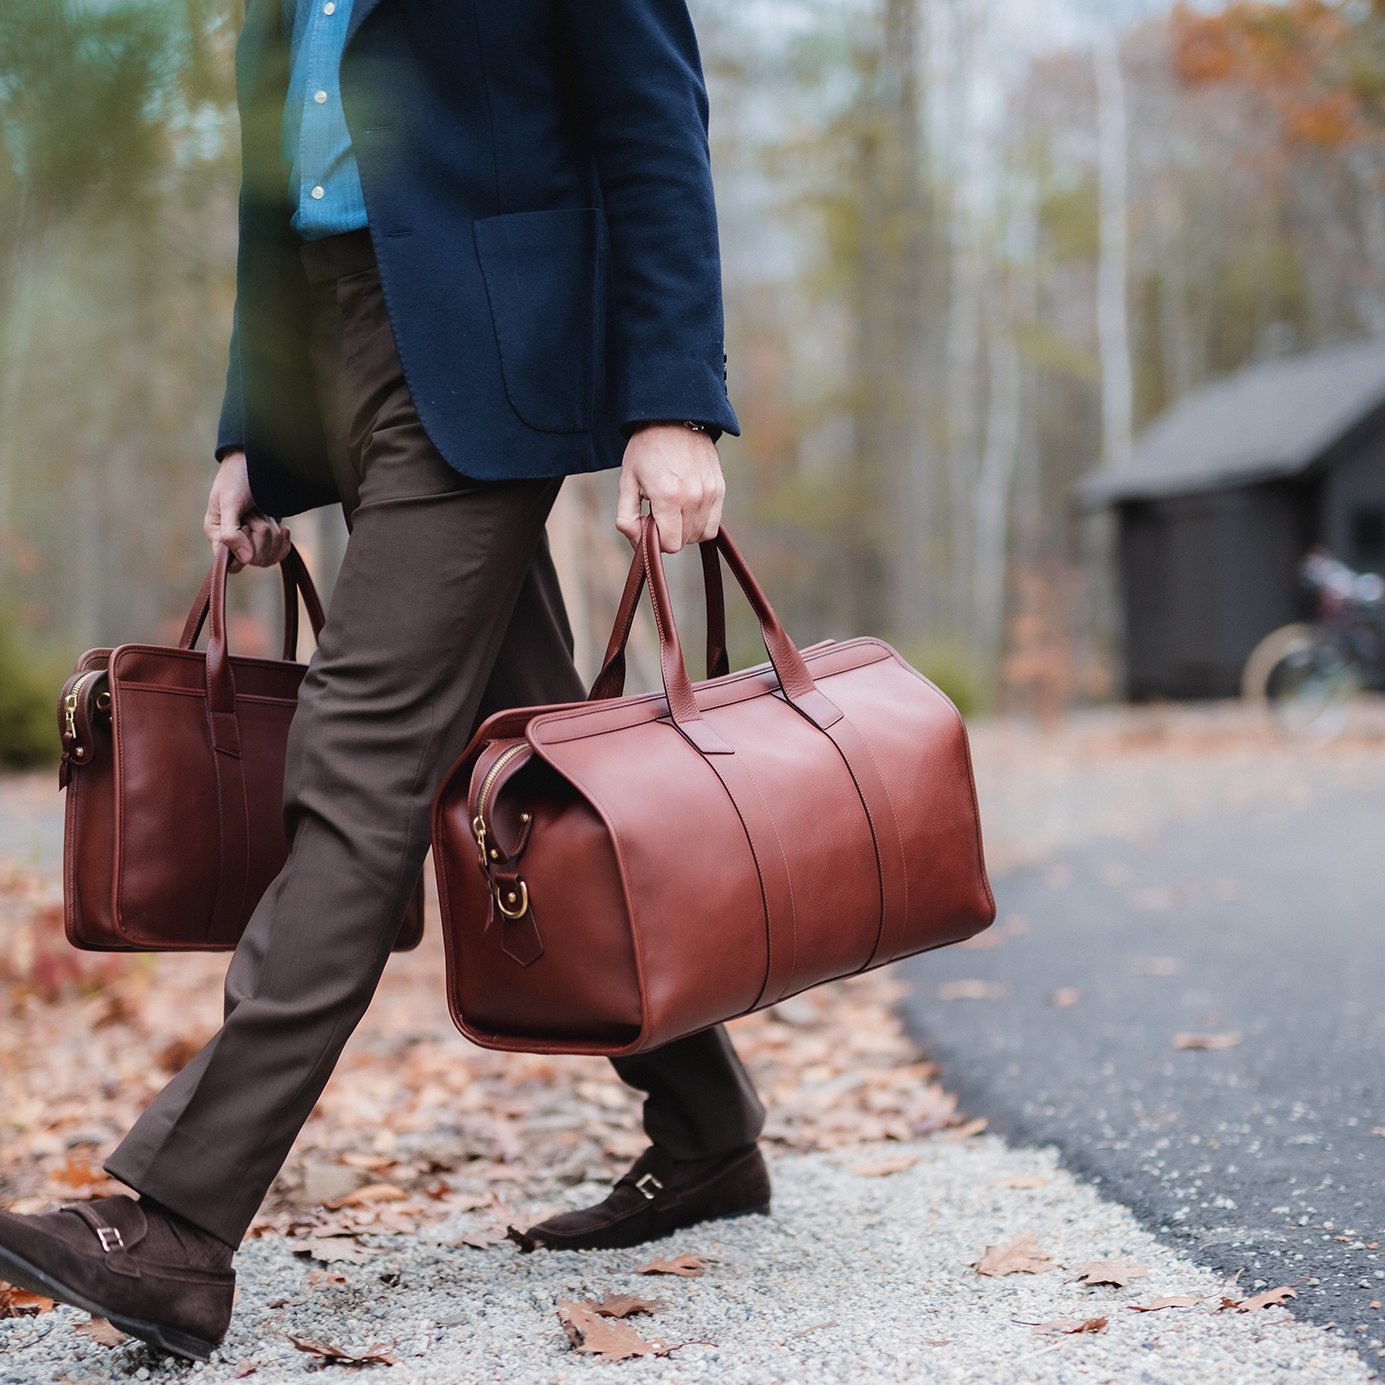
left=218, top=0, right=741, bottom=518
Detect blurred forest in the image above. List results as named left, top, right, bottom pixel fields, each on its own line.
left=5, top=0, right=1385, bottom=762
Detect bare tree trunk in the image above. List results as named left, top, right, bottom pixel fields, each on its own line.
left=1094, top=24, right=1133, bottom=469
left=941, top=0, right=988, bottom=641
left=972, top=330, right=1020, bottom=669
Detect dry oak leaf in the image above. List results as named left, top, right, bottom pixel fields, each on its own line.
left=331, top=1182, right=407, bottom=1208
left=1173, top=1031, right=1243, bottom=1051
left=1069, top=1258, right=1150, bottom=1288
left=1028, top=1316, right=1108, bottom=1335
left=557, top=1300, right=671, bottom=1362
left=637, top=1253, right=708, bottom=1277
left=0, top=1286, right=55, bottom=1317
left=589, top=1294, right=669, bottom=1319
left=854, top=1156, right=918, bottom=1178
left=1129, top=1295, right=1203, bottom=1312
left=292, top=1236, right=373, bottom=1266
left=972, top=1234, right=1054, bottom=1277
left=75, top=1316, right=127, bottom=1347
left=288, top=1334, right=396, bottom=1366
left=1237, top=1286, right=1297, bottom=1312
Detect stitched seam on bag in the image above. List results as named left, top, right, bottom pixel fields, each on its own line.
left=113, top=682, right=296, bottom=706
left=514, top=746, right=652, bottom=1046
left=718, top=755, right=796, bottom=1010
left=816, top=725, right=886, bottom=973
left=111, top=663, right=130, bottom=939
left=696, top=753, right=775, bottom=1009
left=531, top=642, right=894, bottom=743
left=844, top=728, right=910, bottom=965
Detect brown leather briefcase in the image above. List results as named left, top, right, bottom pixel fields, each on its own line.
left=432, top=517, right=994, bottom=1056
left=58, top=545, right=425, bottom=952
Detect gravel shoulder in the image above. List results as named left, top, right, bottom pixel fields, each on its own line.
left=2, top=1139, right=1377, bottom=1385
left=4, top=707, right=1384, bottom=1380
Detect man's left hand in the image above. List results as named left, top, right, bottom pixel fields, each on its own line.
left=615, top=424, right=725, bottom=554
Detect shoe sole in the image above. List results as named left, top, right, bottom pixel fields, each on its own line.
left=528, top=1198, right=773, bottom=1252
left=0, top=1243, right=216, bottom=1362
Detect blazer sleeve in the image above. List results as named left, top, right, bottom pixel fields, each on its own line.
left=214, top=300, right=246, bottom=460
left=555, top=0, right=740, bottom=440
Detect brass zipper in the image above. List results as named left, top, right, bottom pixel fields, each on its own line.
left=63, top=670, right=101, bottom=744
left=471, top=742, right=528, bottom=862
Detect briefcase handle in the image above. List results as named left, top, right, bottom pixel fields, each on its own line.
left=599, top=516, right=843, bottom=754
left=178, top=543, right=326, bottom=661
left=588, top=537, right=729, bottom=701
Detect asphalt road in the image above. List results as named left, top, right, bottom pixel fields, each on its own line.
left=902, top=760, right=1385, bottom=1373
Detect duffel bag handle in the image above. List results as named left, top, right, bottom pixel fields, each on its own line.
left=630, top=515, right=842, bottom=753
left=194, top=543, right=325, bottom=941
left=588, top=538, right=729, bottom=700
left=179, top=543, right=326, bottom=662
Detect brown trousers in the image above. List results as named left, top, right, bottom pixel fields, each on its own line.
left=103, top=229, right=764, bottom=1247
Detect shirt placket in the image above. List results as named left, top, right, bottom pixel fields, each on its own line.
left=305, top=6, right=327, bottom=207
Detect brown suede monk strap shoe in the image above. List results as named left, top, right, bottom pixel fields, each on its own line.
left=511, top=1143, right=771, bottom=1253
left=0, top=1195, right=235, bottom=1362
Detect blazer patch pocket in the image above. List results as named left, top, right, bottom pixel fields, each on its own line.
left=473, top=207, right=607, bottom=434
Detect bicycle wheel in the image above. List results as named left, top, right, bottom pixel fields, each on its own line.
left=1242, top=624, right=1362, bottom=743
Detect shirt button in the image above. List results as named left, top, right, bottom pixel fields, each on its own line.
left=323, top=1, right=335, bottom=11
left=314, top=89, right=328, bottom=104
left=311, top=185, right=325, bottom=200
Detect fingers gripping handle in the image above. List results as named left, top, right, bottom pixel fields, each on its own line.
left=179, top=543, right=327, bottom=660
left=621, top=517, right=841, bottom=754
left=589, top=538, right=729, bottom=701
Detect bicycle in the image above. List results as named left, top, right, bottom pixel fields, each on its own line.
left=1241, top=548, right=1385, bottom=743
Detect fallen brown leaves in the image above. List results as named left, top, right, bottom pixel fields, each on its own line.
left=1027, top=1316, right=1108, bottom=1335
left=74, top=1316, right=126, bottom=1347
left=0, top=1286, right=54, bottom=1318
left=557, top=1300, right=671, bottom=1362
left=637, top=1253, right=708, bottom=1278
left=1128, top=1295, right=1203, bottom=1312
left=587, top=1293, right=667, bottom=1318
left=1225, top=1286, right=1297, bottom=1312
left=972, top=1234, right=1054, bottom=1277
left=288, top=1334, right=396, bottom=1366
left=0, top=853, right=977, bottom=1239
left=1068, top=1258, right=1150, bottom=1288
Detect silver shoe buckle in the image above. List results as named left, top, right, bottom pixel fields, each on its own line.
left=635, top=1173, right=663, bottom=1201
left=97, top=1225, right=124, bottom=1252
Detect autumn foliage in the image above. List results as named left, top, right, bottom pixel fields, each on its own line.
left=1173, top=0, right=1382, bottom=148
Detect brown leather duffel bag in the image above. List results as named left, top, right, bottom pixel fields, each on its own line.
left=432, top=517, right=994, bottom=1056
left=58, top=545, right=425, bottom=952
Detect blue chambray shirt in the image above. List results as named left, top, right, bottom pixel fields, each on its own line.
left=282, top=0, right=368, bottom=240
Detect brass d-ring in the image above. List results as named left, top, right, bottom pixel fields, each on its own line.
left=495, top=879, right=529, bottom=919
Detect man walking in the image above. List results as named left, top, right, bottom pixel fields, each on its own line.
left=0, top=0, right=769, bottom=1361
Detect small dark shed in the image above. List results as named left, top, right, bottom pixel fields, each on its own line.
left=1078, top=336, right=1385, bottom=700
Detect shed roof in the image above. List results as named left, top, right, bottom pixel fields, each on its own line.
left=1077, top=335, right=1385, bottom=506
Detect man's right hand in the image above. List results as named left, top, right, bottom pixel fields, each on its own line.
left=205, top=450, right=291, bottom=571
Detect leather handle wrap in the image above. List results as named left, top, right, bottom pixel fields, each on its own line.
left=626, top=516, right=842, bottom=750
left=589, top=537, right=728, bottom=701
left=178, top=543, right=327, bottom=661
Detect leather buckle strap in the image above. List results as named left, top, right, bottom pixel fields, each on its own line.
left=64, top=1202, right=129, bottom=1254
